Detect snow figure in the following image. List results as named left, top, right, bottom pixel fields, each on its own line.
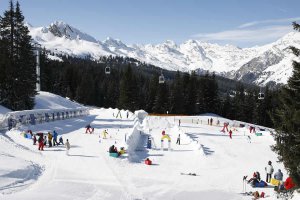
left=161, top=131, right=171, bottom=151
left=221, top=122, right=229, bottom=132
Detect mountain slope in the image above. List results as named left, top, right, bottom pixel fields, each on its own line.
left=28, top=21, right=300, bottom=86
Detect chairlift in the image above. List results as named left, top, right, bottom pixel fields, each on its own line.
left=258, top=88, right=264, bottom=100
left=159, top=71, right=165, bottom=84
left=105, top=66, right=111, bottom=75
left=258, top=92, right=265, bottom=100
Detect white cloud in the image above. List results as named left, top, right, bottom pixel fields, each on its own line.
left=192, top=25, right=294, bottom=47
left=238, top=17, right=300, bottom=28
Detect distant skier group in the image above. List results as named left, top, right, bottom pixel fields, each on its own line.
left=29, top=129, right=70, bottom=155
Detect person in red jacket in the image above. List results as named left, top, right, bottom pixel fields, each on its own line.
left=229, top=130, right=232, bottom=139
left=284, top=177, right=296, bottom=190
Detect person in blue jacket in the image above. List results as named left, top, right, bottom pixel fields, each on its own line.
left=53, top=130, right=58, bottom=146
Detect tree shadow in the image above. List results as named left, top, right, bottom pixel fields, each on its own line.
left=201, top=145, right=214, bottom=155
left=68, top=154, right=97, bottom=158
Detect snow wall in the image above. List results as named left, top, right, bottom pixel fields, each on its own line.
left=0, top=107, right=89, bottom=131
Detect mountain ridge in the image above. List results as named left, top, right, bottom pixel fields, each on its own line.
left=27, top=20, right=300, bottom=86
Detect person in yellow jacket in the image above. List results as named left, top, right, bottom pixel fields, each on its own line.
left=102, top=130, right=108, bottom=139
left=48, top=132, right=53, bottom=147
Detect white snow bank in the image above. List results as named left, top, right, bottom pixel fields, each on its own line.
left=0, top=105, right=11, bottom=119
left=34, top=91, right=84, bottom=109
left=0, top=134, right=43, bottom=194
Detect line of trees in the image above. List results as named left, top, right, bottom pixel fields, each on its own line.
left=38, top=53, right=278, bottom=128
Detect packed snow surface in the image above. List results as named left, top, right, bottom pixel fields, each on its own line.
left=1, top=108, right=299, bottom=199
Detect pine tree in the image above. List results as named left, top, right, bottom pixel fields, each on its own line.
left=169, top=71, right=184, bottom=114
left=0, top=1, right=36, bottom=110
left=271, top=22, right=300, bottom=186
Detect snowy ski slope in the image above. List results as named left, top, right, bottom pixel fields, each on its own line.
left=0, top=95, right=299, bottom=199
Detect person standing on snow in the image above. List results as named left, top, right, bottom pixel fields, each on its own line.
left=65, top=139, right=70, bottom=155
left=229, top=130, right=232, bottom=139
left=265, top=161, right=274, bottom=183
left=176, top=134, right=181, bottom=145
left=38, top=134, right=44, bottom=151
left=48, top=132, right=53, bottom=147
left=274, top=169, right=283, bottom=181
left=53, top=130, right=58, bottom=146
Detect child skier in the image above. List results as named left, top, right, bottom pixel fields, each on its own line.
left=229, top=130, right=232, bottom=139
left=65, top=139, right=70, bottom=155
left=176, top=134, right=181, bottom=145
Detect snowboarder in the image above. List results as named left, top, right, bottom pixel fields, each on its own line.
left=229, top=130, right=232, bottom=139
left=176, top=134, right=181, bottom=145
left=53, top=130, right=58, bottom=146
left=265, top=161, right=274, bottom=183
left=65, top=139, right=70, bottom=155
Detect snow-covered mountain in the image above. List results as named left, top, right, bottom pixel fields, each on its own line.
left=28, top=21, right=300, bottom=86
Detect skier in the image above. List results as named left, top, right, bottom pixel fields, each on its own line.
left=48, top=132, right=53, bottom=147
left=265, top=161, right=274, bottom=183
left=102, top=129, right=108, bottom=139
left=247, top=135, right=251, bottom=143
left=43, top=135, right=47, bottom=146
left=58, top=136, right=64, bottom=145
left=210, top=118, right=213, bottom=126
left=38, top=134, right=44, bottom=151
left=33, top=135, right=37, bottom=145
left=229, top=130, right=232, bottom=139
left=85, top=124, right=94, bottom=134
left=176, top=134, right=181, bottom=145
left=53, top=130, right=58, bottom=146
left=178, top=119, right=181, bottom=127
left=65, top=139, right=70, bottom=155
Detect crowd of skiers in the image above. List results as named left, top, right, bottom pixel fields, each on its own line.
left=28, top=130, right=70, bottom=155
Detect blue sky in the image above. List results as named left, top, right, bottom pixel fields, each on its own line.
left=1, top=0, right=300, bottom=47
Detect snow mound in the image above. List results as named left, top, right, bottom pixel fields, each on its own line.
left=34, top=91, right=84, bottom=109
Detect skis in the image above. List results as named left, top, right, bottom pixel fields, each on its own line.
left=180, top=172, right=198, bottom=176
